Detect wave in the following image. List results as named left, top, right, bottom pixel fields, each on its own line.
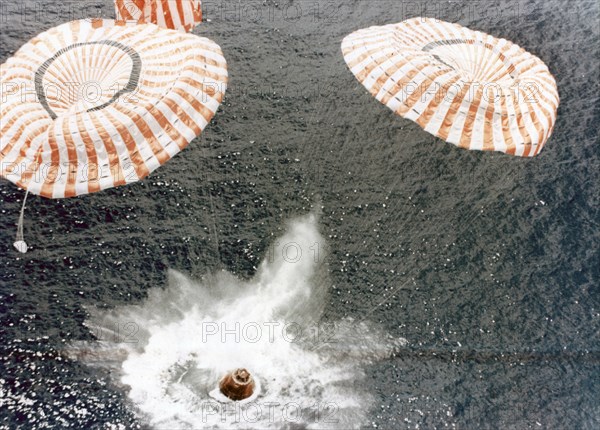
left=70, top=213, right=407, bottom=429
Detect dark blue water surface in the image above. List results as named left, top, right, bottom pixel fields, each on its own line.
left=1, top=0, right=598, bottom=428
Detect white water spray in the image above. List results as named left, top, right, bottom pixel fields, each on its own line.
left=74, top=213, right=406, bottom=429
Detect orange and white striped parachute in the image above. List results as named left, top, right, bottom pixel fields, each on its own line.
left=115, top=0, right=202, bottom=33
left=342, top=18, right=559, bottom=157
left=0, top=19, right=227, bottom=251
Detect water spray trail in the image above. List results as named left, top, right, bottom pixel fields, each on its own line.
left=73, top=213, right=406, bottom=429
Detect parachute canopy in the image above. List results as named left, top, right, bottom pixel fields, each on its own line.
left=342, top=18, right=559, bottom=156
left=0, top=19, right=227, bottom=199
left=115, top=0, right=202, bottom=33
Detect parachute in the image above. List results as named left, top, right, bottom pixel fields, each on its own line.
left=342, top=18, right=559, bottom=157
left=0, top=19, right=227, bottom=251
left=115, top=0, right=203, bottom=33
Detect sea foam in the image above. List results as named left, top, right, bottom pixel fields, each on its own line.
left=74, top=213, right=406, bottom=429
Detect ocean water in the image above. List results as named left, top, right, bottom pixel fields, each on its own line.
left=68, top=213, right=407, bottom=429
left=1, top=0, right=599, bottom=429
